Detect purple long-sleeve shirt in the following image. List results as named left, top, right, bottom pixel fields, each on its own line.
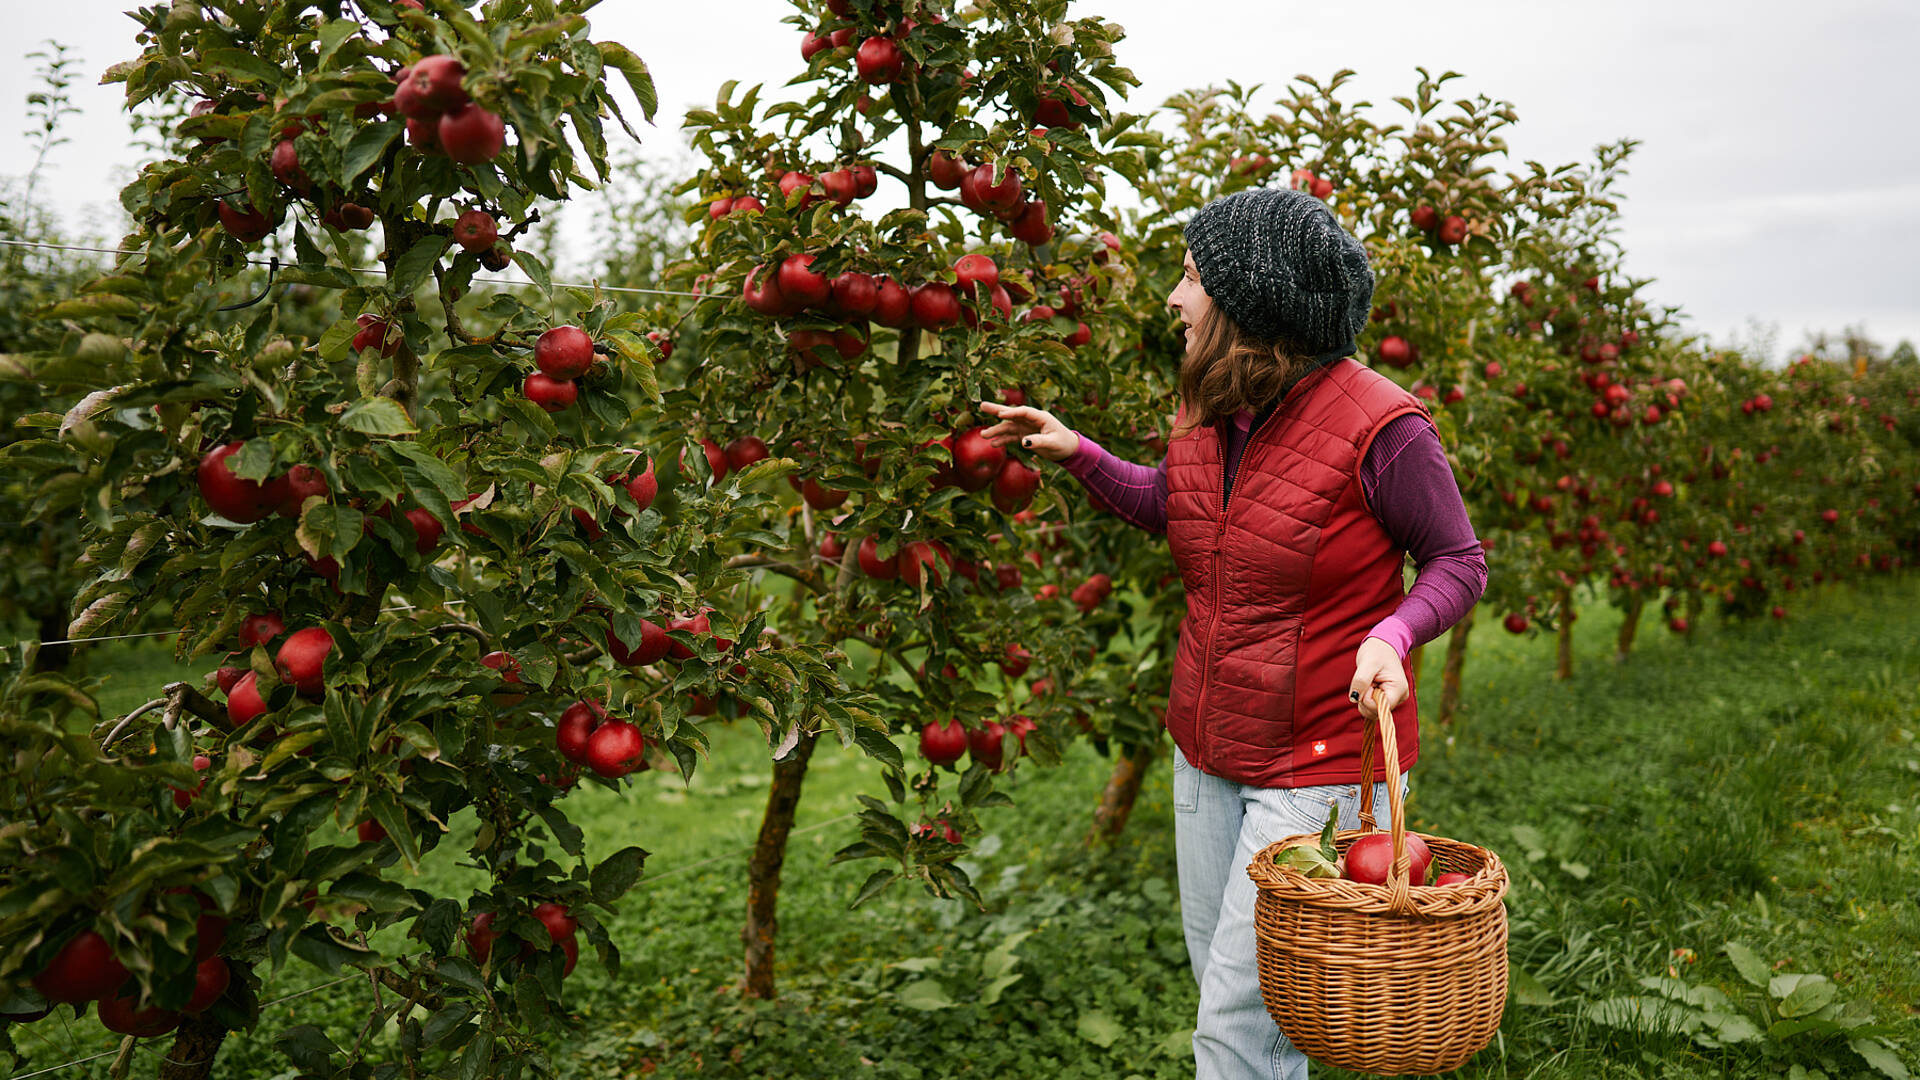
left=1060, top=409, right=1487, bottom=661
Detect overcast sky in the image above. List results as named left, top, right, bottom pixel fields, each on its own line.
left=4, top=0, right=1916, bottom=360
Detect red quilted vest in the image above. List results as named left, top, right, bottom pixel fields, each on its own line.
left=1164, top=358, right=1427, bottom=788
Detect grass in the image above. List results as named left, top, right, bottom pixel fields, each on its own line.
left=12, top=577, right=1920, bottom=1079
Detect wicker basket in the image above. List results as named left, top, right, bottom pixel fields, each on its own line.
left=1246, top=688, right=1509, bottom=1075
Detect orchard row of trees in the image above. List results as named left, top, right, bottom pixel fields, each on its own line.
left=2, top=0, right=1915, bottom=1077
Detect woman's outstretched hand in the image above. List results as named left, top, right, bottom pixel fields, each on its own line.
left=978, top=400, right=1080, bottom=463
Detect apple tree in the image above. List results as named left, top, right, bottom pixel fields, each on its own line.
left=648, top=0, right=1200, bottom=995
left=0, top=1, right=851, bottom=1076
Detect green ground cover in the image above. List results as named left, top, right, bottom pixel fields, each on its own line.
left=12, top=575, right=1918, bottom=1079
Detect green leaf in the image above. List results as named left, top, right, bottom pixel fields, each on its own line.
left=589, top=846, right=649, bottom=904
left=1723, top=941, right=1770, bottom=988
left=596, top=42, right=657, bottom=120
left=534, top=803, right=584, bottom=857
left=418, top=898, right=460, bottom=955
left=1509, top=823, right=1548, bottom=860
left=1582, top=995, right=1697, bottom=1034
left=41, top=294, right=141, bottom=319
left=435, top=957, right=489, bottom=996
left=313, top=19, right=358, bottom=67
left=390, top=236, right=450, bottom=295
left=1273, top=844, right=1339, bottom=879
left=327, top=872, right=414, bottom=913
left=1851, top=1037, right=1912, bottom=1080
left=1509, top=967, right=1557, bottom=1006
left=459, top=1030, right=493, bottom=1080
left=200, top=48, right=282, bottom=85
left=341, top=396, right=417, bottom=435
left=274, top=1025, right=342, bottom=1072
left=1778, top=977, right=1837, bottom=1018
left=1696, top=1010, right=1763, bottom=1045
left=296, top=504, right=365, bottom=562
left=980, top=972, right=1023, bottom=1006
left=290, top=925, right=377, bottom=974
left=513, top=248, right=553, bottom=298
left=1076, top=1009, right=1124, bottom=1047
left=849, top=867, right=895, bottom=908
left=895, top=978, right=954, bottom=1011
left=343, top=120, right=402, bottom=184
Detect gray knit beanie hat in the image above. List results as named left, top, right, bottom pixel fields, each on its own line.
left=1181, top=187, right=1374, bottom=356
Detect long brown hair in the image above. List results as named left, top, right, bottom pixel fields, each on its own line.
left=1170, top=303, right=1313, bottom=441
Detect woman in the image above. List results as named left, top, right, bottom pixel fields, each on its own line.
left=979, top=187, right=1487, bottom=1079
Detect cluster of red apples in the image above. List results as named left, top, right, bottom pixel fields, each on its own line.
left=207, top=613, right=336, bottom=728
left=466, top=902, right=582, bottom=978
left=221, top=48, right=508, bottom=248
left=25, top=910, right=231, bottom=1037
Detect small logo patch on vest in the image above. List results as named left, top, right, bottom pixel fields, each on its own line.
left=1312, top=740, right=1328, bottom=756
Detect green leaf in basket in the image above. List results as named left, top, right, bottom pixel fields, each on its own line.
left=1274, top=844, right=1339, bottom=879
left=1317, top=801, right=1340, bottom=862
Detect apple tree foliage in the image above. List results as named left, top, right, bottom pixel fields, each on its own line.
left=0, top=0, right=871, bottom=1076
left=647, top=0, right=1191, bottom=940
left=1113, top=73, right=1919, bottom=689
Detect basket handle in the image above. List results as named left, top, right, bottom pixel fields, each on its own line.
left=1353, top=685, right=1419, bottom=914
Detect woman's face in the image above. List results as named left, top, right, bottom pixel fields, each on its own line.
left=1167, top=250, right=1213, bottom=351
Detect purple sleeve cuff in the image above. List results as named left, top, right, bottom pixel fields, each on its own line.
left=1365, top=616, right=1417, bottom=663
left=1059, top=431, right=1105, bottom=478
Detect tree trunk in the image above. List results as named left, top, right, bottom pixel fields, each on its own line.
left=35, top=609, right=71, bottom=673
left=1085, top=739, right=1158, bottom=844
left=741, top=729, right=819, bottom=999
left=1406, top=642, right=1425, bottom=688
left=1615, top=593, right=1645, bottom=662
left=1554, top=587, right=1575, bottom=680
left=159, top=1004, right=229, bottom=1078
left=1438, top=612, right=1473, bottom=727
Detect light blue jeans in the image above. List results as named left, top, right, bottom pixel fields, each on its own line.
left=1172, top=744, right=1408, bottom=1079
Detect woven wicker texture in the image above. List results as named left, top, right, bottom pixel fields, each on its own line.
left=1246, top=688, right=1509, bottom=1074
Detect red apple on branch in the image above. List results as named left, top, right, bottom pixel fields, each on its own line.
left=990, top=458, right=1040, bottom=513
left=227, top=671, right=267, bottom=725
left=535, top=326, right=595, bottom=379
left=438, top=103, right=506, bottom=164
left=605, top=619, right=669, bottom=667
left=239, top=612, right=286, bottom=648
left=777, top=254, right=832, bottom=308
left=275, top=627, right=334, bottom=697
left=523, top=372, right=577, bottom=412
left=919, top=719, right=968, bottom=767
left=198, top=442, right=277, bottom=523
left=855, top=36, right=903, bottom=83
left=953, top=253, right=999, bottom=294
left=952, top=427, right=1007, bottom=491
left=452, top=210, right=497, bottom=252
left=725, top=436, right=771, bottom=472
left=857, top=536, right=899, bottom=579
left=586, top=720, right=648, bottom=778
left=910, top=282, right=962, bottom=330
